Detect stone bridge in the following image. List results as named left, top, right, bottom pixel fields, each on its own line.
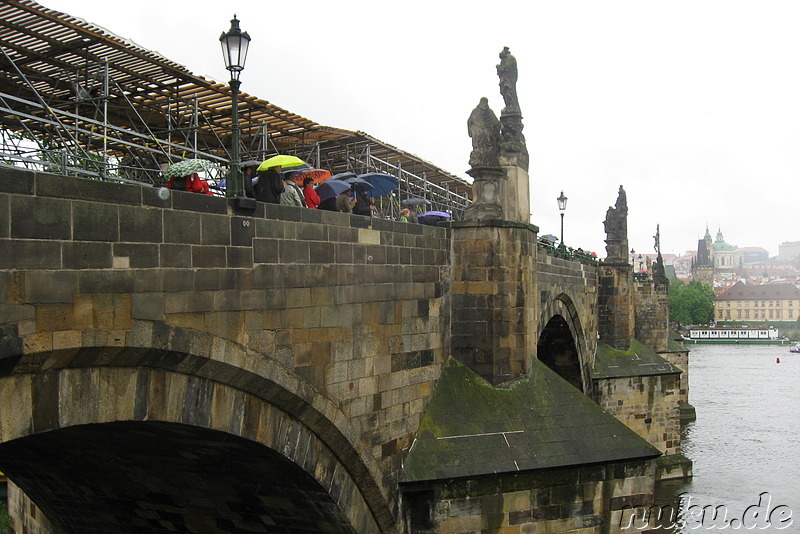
left=0, top=166, right=641, bottom=533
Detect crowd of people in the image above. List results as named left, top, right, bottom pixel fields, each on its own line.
left=166, top=161, right=452, bottom=225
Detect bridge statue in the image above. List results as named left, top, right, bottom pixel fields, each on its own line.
left=497, top=46, right=519, bottom=114
left=652, top=224, right=667, bottom=278
left=603, top=185, right=629, bottom=263
left=467, top=97, right=501, bottom=168
left=466, top=47, right=530, bottom=222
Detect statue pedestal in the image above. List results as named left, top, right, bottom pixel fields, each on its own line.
left=604, top=237, right=629, bottom=265
left=500, top=165, right=530, bottom=224
left=598, top=262, right=635, bottom=351
left=464, top=166, right=505, bottom=221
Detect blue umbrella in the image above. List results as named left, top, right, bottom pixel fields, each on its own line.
left=358, top=172, right=398, bottom=198
left=315, top=179, right=351, bottom=201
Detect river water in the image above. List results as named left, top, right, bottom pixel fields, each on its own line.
left=652, top=344, right=800, bottom=531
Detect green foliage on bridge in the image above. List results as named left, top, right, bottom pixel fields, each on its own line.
left=0, top=502, right=11, bottom=534
left=669, top=279, right=715, bottom=326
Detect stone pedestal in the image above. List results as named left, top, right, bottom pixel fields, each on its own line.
left=450, top=220, right=539, bottom=385
left=634, top=275, right=670, bottom=353
left=464, top=166, right=505, bottom=221
left=500, top=164, right=530, bottom=223
left=598, top=262, right=635, bottom=350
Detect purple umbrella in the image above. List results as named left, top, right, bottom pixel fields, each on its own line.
left=422, top=211, right=451, bottom=218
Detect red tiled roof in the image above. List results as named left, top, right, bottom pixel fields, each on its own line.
left=715, top=282, right=800, bottom=300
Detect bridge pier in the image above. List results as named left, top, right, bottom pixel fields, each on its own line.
left=449, top=220, right=538, bottom=385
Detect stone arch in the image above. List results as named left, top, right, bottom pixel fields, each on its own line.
left=536, top=293, right=591, bottom=393
left=0, top=320, right=396, bottom=532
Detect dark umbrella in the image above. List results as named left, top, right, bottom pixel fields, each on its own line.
left=401, top=197, right=430, bottom=207
left=282, top=163, right=312, bottom=175
left=540, top=234, right=559, bottom=244
left=357, top=172, right=397, bottom=198
left=343, top=177, right=374, bottom=192
left=315, top=180, right=351, bottom=201
left=330, top=171, right=357, bottom=181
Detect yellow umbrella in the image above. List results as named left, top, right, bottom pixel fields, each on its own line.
left=257, top=155, right=306, bottom=172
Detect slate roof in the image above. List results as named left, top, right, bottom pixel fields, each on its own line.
left=400, top=358, right=660, bottom=483
left=592, top=339, right=681, bottom=379
left=715, top=281, right=800, bottom=301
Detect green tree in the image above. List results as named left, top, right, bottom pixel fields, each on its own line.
left=669, top=279, right=716, bottom=326
left=0, top=502, right=12, bottom=534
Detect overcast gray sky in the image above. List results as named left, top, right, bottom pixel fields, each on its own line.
left=40, top=0, right=800, bottom=258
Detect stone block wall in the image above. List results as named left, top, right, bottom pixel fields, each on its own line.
left=402, top=460, right=656, bottom=533
left=598, top=264, right=635, bottom=350
left=633, top=277, right=670, bottom=353
left=536, top=253, right=599, bottom=373
left=0, top=168, right=452, bottom=524
left=593, top=373, right=682, bottom=456
left=661, top=345, right=694, bottom=422
left=8, top=482, right=60, bottom=534
left=449, top=221, right=538, bottom=385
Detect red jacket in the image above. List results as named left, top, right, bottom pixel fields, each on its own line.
left=303, top=185, right=320, bottom=209
left=167, top=173, right=212, bottom=195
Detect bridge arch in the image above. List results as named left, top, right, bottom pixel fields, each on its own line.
left=0, top=321, right=394, bottom=532
left=536, top=293, right=591, bottom=393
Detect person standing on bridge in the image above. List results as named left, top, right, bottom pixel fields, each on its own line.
left=279, top=172, right=305, bottom=207
left=253, top=166, right=284, bottom=204
left=302, top=176, right=320, bottom=209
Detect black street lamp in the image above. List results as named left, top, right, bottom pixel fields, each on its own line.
left=557, top=191, right=568, bottom=245
left=220, top=15, right=251, bottom=198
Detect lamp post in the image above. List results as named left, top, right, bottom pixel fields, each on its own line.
left=219, top=15, right=251, bottom=198
left=557, top=191, right=568, bottom=246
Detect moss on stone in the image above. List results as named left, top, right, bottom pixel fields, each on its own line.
left=401, top=358, right=660, bottom=483
left=593, top=338, right=680, bottom=379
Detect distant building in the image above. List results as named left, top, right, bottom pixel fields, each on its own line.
left=735, top=247, right=769, bottom=266
left=688, top=225, right=774, bottom=286
left=710, top=227, right=737, bottom=271
left=691, top=227, right=714, bottom=286
left=778, top=241, right=800, bottom=262
left=713, top=281, right=800, bottom=322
